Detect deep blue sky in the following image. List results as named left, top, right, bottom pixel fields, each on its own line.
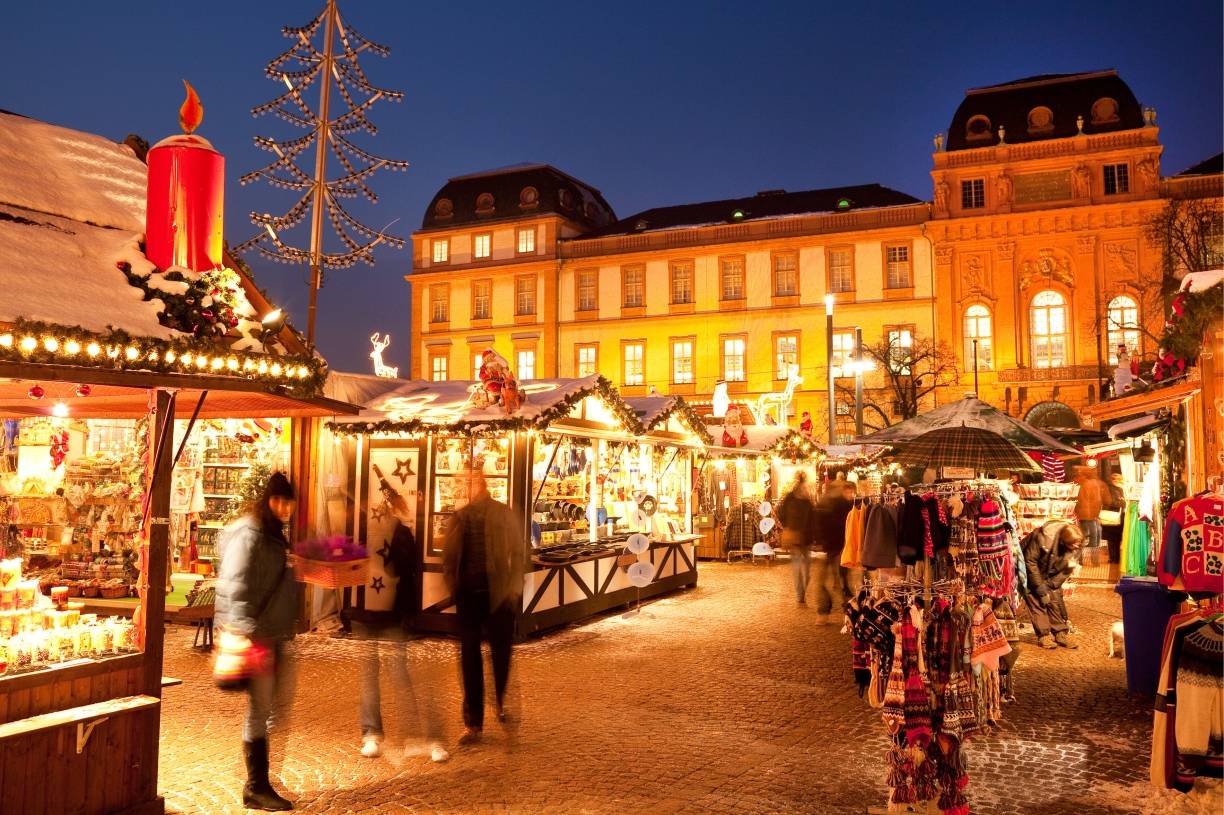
left=2, top=1, right=1220, bottom=373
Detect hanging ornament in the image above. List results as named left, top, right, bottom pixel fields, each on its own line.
left=75, top=384, right=92, bottom=398
left=27, top=385, right=45, bottom=400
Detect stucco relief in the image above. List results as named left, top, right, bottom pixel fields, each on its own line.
left=1136, top=157, right=1160, bottom=192
left=935, top=244, right=954, bottom=265
left=995, top=174, right=1013, bottom=207
left=960, top=254, right=994, bottom=302
left=1076, top=235, right=1096, bottom=254
left=1104, top=241, right=1138, bottom=280
left=1019, top=248, right=1074, bottom=291
left=1072, top=164, right=1092, bottom=198
left=934, top=178, right=950, bottom=214
left=996, top=241, right=1016, bottom=262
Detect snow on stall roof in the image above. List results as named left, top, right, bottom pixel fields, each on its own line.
left=0, top=111, right=145, bottom=232
left=327, top=373, right=628, bottom=429
left=0, top=203, right=172, bottom=337
left=1180, top=268, right=1224, bottom=293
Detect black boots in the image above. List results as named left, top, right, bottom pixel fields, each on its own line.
left=242, top=738, right=293, bottom=811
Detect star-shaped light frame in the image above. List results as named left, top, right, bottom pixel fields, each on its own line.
left=369, top=576, right=385, bottom=594
left=392, top=457, right=415, bottom=484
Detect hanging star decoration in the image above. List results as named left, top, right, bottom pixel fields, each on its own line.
left=369, top=576, right=385, bottom=594
left=376, top=541, right=393, bottom=567
left=392, top=457, right=415, bottom=484
left=370, top=501, right=390, bottom=523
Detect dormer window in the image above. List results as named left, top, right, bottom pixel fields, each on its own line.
left=1027, top=106, right=1054, bottom=134
left=634, top=219, right=649, bottom=231
left=434, top=198, right=453, bottom=220
left=965, top=115, right=993, bottom=142
left=1091, top=97, right=1120, bottom=125
left=519, top=186, right=539, bottom=210
left=475, top=192, right=495, bottom=215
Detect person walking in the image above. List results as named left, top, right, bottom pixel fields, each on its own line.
left=356, top=481, right=449, bottom=764
left=777, top=472, right=814, bottom=604
left=216, top=472, right=301, bottom=811
left=1074, top=465, right=1109, bottom=562
left=1101, top=471, right=1126, bottom=583
left=1021, top=520, right=1084, bottom=649
left=442, top=466, right=525, bottom=745
left=811, top=476, right=853, bottom=624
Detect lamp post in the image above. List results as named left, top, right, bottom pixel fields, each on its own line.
left=825, top=294, right=836, bottom=443
left=854, top=327, right=864, bottom=438
left=972, top=338, right=980, bottom=396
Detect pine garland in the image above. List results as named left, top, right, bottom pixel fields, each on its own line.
left=638, top=397, right=714, bottom=444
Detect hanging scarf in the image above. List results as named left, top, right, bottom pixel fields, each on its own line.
left=902, top=608, right=933, bottom=747
left=881, top=625, right=906, bottom=735
left=970, top=603, right=1011, bottom=671
left=975, top=498, right=1012, bottom=598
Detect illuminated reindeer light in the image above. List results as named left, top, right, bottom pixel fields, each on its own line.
left=756, top=365, right=802, bottom=426
left=369, top=332, right=398, bottom=378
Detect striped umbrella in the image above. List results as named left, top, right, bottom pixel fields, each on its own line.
left=891, top=424, right=1040, bottom=473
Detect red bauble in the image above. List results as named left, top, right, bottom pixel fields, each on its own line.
left=75, top=384, right=92, bottom=397
left=27, top=385, right=44, bottom=400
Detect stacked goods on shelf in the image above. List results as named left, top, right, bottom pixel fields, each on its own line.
left=1013, top=482, right=1079, bottom=536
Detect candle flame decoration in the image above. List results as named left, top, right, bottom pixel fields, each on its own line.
left=179, top=80, right=204, bottom=135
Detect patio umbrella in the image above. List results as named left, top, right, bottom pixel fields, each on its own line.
left=853, top=396, right=1079, bottom=454
left=892, top=425, right=1041, bottom=473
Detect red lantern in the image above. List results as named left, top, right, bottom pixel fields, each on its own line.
left=75, top=384, right=92, bottom=398
left=27, top=385, right=44, bottom=400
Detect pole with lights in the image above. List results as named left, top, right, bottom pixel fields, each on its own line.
left=825, top=294, right=836, bottom=443
left=972, top=338, right=980, bottom=395
left=854, top=326, right=865, bottom=438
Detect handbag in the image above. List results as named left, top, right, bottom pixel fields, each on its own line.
left=212, top=552, right=287, bottom=691
left=1099, top=509, right=1122, bottom=526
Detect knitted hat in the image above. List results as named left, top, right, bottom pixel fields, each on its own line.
left=970, top=604, right=1012, bottom=672
left=263, top=471, right=296, bottom=501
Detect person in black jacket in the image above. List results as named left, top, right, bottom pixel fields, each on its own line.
left=812, top=477, right=853, bottom=624
left=357, top=481, right=449, bottom=764
left=1022, top=520, right=1084, bottom=649
left=777, top=473, right=814, bottom=604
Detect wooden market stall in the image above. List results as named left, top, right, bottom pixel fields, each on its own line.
left=0, top=108, right=352, bottom=814
left=324, top=374, right=705, bottom=638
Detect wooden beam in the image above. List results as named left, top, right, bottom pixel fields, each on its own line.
left=141, top=389, right=173, bottom=700
left=0, top=695, right=159, bottom=742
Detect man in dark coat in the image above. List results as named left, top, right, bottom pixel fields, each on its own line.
left=811, top=477, right=853, bottom=623
left=777, top=473, right=814, bottom=604
left=1022, top=520, right=1084, bottom=649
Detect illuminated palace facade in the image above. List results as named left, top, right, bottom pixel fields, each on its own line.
left=407, top=70, right=1221, bottom=434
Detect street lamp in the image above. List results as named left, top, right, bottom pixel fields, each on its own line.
left=825, top=294, right=835, bottom=444
left=972, top=338, right=980, bottom=396
left=854, top=327, right=865, bottom=438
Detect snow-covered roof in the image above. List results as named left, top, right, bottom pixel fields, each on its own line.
left=327, top=373, right=641, bottom=434
left=624, top=395, right=713, bottom=443
left=0, top=111, right=173, bottom=336
left=1180, top=269, right=1224, bottom=293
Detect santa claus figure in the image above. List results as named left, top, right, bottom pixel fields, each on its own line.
left=799, top=411, right=813, bottom=439
left=722, top=405, right=749, bottom=448
left=476, top=349, right=524, bottom=414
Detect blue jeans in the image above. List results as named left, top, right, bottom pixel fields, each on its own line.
left=360, top=637, right=442, bottom=743
left=244, top=640, right=296, bottom=742
left=1080, top=519, right=1102, bottom=549
left=790, top=550, right=810, bottom=601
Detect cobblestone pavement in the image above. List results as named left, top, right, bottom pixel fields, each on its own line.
left=158, top=563, right=1212, bottom=815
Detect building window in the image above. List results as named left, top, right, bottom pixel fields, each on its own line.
left=429, top=284, right=449, bottom=323
left=515, top=276, right=536, bottom=316
left=886, top=327, right=914, bottom=375
left=828, top=248, right=854, bottom=293
left=432, top=238, right=449, bottom=264
left=517, top=349, right=536, bottom=380
left=576, top=344, right=597, bottom=377
left=516, top=227, right=536, bottom=254
left=623, top=342, right=644, bottom=386
left=622, top=266, right=644, bottom=308
left=721, top=257, right=745, bottom=300
left=775, top=334, right=798, bottom=379
left=885, top=245, right=911, bottom=289
left=1106, top=295, right=1140, bottom=365
left=722, top=337, right=746, bottom=382
left=773, top=253, right=798, bottom=297
left=473, top=233, right=492, bottom=259
left=831, top=331, right=855, bottom=378
left=670, top=261, right=694, bottom=304
left=1103, top=163, right=1130, bottom=195
left=473, top=352, right=483, bottom=380
left=671, top=340, right=694, bottom=384
left=1030, top=290, right=1068, bottom=368
left=964, top=304, right=993, bottom=371
left=961, top=179, right=985, bottom=210
left=430, top=354, right=448, bottom=382
left=577, top=270, right=598, bottom=312
left=471, top=280, right=491, bottom=320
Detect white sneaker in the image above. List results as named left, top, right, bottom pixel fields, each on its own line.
left=430, top=743, right=450, bottom=763
left=360, top=735, right=383, bottom=758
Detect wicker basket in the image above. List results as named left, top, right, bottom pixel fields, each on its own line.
left=294, top=557, right=369, bottom=589
left=100, top=585, right=129, bottom=599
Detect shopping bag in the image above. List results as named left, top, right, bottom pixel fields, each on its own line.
left=212, top=629, right=271, bottom=691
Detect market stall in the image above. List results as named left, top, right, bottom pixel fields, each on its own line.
left=0, top=104, right=351, bottom=815
left=326, top=374, right=704, bottom=638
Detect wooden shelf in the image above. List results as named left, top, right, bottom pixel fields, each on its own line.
left=203, top=462, right=249, bottom=468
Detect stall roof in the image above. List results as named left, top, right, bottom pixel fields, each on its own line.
left=1107, top=413, right=1168, bottom=439
left=1080, top=377, right=1201, bottom=423
left=702, top=424, right=808, bottom=456
left=624, top=395, right=713, bottom=444
left=326, top=373, right=642, bottom=435
left=853, top=396, right=1080, bottom=454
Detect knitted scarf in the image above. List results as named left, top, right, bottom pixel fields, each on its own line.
left=975, top=498, right=1012, bottom=598
left=902, top=608, right=933, bottom=747
left=882, top=626, right=906, bottom=735
left=970, top=603, right=1012, bottom=672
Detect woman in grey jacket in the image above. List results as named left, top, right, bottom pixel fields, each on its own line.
left=216, top=472, right=301, bottom=811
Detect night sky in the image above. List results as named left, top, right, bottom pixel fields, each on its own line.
left=2, top=1, right=1220, bottom=373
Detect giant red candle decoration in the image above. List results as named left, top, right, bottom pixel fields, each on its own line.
left=145, top=81, right=225, bottom=273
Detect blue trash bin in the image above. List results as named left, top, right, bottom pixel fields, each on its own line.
left=1114, top=576, right=1180, bottom=697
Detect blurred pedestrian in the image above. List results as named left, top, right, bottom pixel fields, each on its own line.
left=1074, top=465, right=1108, bottom=559
left=812, top=477, right=852, bottom=624
left=357, top=479, right=449, bottom=764
left=216, top=472, right=301, bottom=811
left=777, top=472, right=813, bottom=604
left=443, top=466, right=525, bottom=745
left=1022, top=521, right=1084, bottom=649
left=1101, top=471, right=1125, bottom=583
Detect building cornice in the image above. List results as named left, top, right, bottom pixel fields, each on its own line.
left=1163, top=174, right=1224, bottom=201
left=559, top=203, right=930, bottom=261
left=933, top=128, right=1160, bottom=171
left=926, top=198, right=1165, bottom=242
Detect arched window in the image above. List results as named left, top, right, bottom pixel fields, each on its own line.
left=1106, top=295, right=1140, bottom=365
left=1030, top=290, right=1068, bottom=369
left=964, top=304, right=993, bottom=371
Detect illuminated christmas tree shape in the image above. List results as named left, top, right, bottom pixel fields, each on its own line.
left=236, top=0, right=408, bottom=340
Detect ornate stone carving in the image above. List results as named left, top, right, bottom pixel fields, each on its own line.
left=1136, top=157, right=1160, bottom=191
left=934, top=243, right=954, bottom=265
left=1076, top=235, right=1096, bottom=254
left=1019, top=248, right=1074, bottom=290
left=934, top=178, right=950, bottom=214
left=1104, top=241, right=1138, bottom=279
left=996, top=241, right=1016, bottom=262
left=995, top=174, right=1013, bottom=206
left=1072, top=164, right=1092, bottom=198
left=962, top=254, right=991, bottom=298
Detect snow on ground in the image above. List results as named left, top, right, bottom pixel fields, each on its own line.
left=1090, top=779, right=1223, bottom=815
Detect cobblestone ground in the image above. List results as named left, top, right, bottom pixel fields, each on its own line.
left=158, top=563, right=1215, bottom=815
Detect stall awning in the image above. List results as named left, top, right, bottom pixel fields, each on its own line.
left=0, top=374, right=359, bottom=420
left=1107, top=413, right=1169, bottom=440
left=1080, top=378, right=1200, bottom=424
left=852, top=396, right=1080, bottom=454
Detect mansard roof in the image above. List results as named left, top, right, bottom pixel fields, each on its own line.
left=420, top=163, right=616, bottom=232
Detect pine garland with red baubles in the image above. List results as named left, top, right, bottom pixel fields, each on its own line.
left=1150, top=281, right=1222, bottom=383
